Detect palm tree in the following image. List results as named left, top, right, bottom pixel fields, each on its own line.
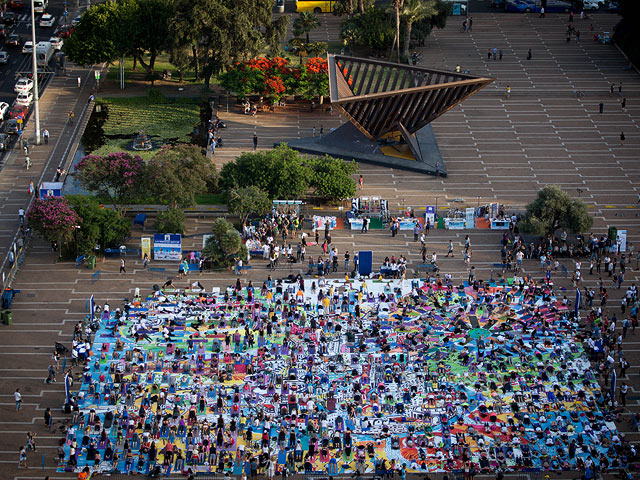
left=390, top=0, right=404, bottom=62
left=293, top=12, right=320, bottom=44
left=401, top=0, right=437, bottom=59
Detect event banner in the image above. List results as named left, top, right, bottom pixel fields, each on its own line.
left=425, top=206, right=435, bottom=226
left=153, top=234, right=182, bottom=261
left=141, top=237, right=151, bottom=259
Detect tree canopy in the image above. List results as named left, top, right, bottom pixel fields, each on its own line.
left=613, top=0, right=640, bottom=69
left=228, top=186, right=272, bottom=224
left=63, top=0, right=173, bottom=74
left=519, top=185, right=593, bottom=237
left=145, top=145, right=217, bottom=208
left=203, top=218, right=247, bottom=267
left=75, top=152, right=145, bottom=212
left=66, top=195, right=132, bottom=254
left=27, top=198, right=82, bottom=243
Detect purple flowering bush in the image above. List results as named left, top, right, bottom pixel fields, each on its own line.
left=75, top=152, right=145, bottom=211
left=27, top=198, right=82, bottom=243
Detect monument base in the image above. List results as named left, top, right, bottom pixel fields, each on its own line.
left=284, top=122, right=447, bottom=177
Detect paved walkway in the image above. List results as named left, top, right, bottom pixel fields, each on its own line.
left=0, top=62, right=97, bottom=286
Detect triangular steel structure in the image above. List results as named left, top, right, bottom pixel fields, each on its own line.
left=328, top=54, right=494, bottom=146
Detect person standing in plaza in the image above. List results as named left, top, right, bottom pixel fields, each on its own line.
left=18, top=208, right=24, bottom=225
left=599, top=101, right=604, bottom=114
left=468, top=16, right=473, bottom=31
left=527, top=48, right=532, bottom=60
left=15, top=388, right=22, bottom=410
left=42, top=128, right=49, bottom=144
left=120, top=258, right=126, bottom=274
left=620, top=132, right=625, bottom=145
left=253, top=134, right=258, bottom=151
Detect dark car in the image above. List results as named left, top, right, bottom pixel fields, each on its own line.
left=0, top=133, right=10, bottom=150
left=6, top=34, right=20, bottom=47
left=8, top=0, right=25, bottom=9
left=1, top=12, right=17, bottom=25
left=5, top=118, right=19, bottom=134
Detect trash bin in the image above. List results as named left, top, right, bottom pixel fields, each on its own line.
left=87, top=255, right=96, bottom=270
left=3, top=310, right=12, bottom=325
left=1, top=288, right=14, bottom=309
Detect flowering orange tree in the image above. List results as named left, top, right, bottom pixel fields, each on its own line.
left=219, top=56, right=327, bottom=102
left=302, top=57, right=329, bottom=100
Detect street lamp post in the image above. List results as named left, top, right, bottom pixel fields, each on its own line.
left=30, top=0, right=40, bottom=145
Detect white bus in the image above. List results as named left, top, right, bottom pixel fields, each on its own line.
left=33, top=0, right=47, bottom=14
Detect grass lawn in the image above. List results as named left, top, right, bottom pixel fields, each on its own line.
left=105, top=54, right=211, bottom=86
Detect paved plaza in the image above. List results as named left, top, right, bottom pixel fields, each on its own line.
left=0, top=10, right=640, bottom=480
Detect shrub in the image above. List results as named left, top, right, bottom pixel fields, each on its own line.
left=154, top=208, right=186, bottom=235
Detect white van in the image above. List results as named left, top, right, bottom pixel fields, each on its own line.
left=33, top=0, right=47, bottom=14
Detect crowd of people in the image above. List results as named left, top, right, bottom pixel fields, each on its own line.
left=53, top=269, right=636, bottom=478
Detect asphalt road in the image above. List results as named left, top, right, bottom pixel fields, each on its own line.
left=0, top=0, right=79, bottom=158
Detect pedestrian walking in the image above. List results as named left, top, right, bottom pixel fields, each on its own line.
left=143, top=253, right=149, bottom=269
left=43, top=128, right=49, bottom=144
left=468, top=16, right=473, bottom=31
left=622, top=97, right=626, bottom=109
left=320, top=124, right=324, bottom=136
left=253, top=134, right=258, bottom=151
left=599, top=101, right=604, bottom=114
left=120, top=258, right=126, bottom=274
left=506, top=85, right=511, bottom=96
left=487, top=49, right=491, bottom=60
left=312, top=126, right=316, bottom=137
left=527, top=48, right=532, bottom=60
left=18, top=446, right=27, bottom=468
left=539, top=6, right=545, bottom=17
left=619, top=82, right=623, bottom=95
left=18, top=208, right=24, bottom=225
left=620, top=132, right=625, bottom=144
left=499, top=49, right=503, bottom=60
left=44, top=407, right=52, bottom=430
left=77, top=76, right=81, bottom=88
left=15, top=388, right=22, bottom=410
left=610, top=83, right=615, bottom=95
left=358, top=175, right=363, bottom=189
left=68, top=110, right=74, bottom=124
left=492, top=47, right=497, bottom=60
left=24, top=155, right=30, bottom=170
left=28, top=180, right=34, bottom=196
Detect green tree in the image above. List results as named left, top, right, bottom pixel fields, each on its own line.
left=170, top=0, right=280, bottom=88
left=27, top=198, right=82, bottom=244
left=75, top=153, right=146, bottom=212
left=154, top=208, right=186, bottom=234
left=203, top=218, right=245, bottom=267
left=400, top=0, right=437, bottom=58
left=519, top=185, right=593, bottom=237
left=228, top=186, right=272, bottom=224
left=145, top=145, right=217, bottom=208
left=219, top=144, right=311, bottom=199
left=310, top=156, right=358, bottom=201
left=293, top=12, right=320, bottom=43
left=411, top=0, right=450, bottom=47
left=340, top=8, right=394, bottom=53
left=64, top=0, right=172, bottom=75
left=62, top=2, right=122, bottom=65
left=66, top=196, right=132, bottom=254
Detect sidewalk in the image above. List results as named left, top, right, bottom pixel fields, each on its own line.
left=0, top=61, right=97, bottom=287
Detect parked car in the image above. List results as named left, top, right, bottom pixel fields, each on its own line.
left=5, top=118, right=19, bottom=134
left=39, top=14, right=56, bottom=28
left=505, top=0, right=572, bottom=13
left=48, top=36, right=63, bottom=50
left=8, top=0, right=25, bottom=10
left=6, top=34, right=21, bottom=47
left=9, top=103, right=28, bottom=119
left=583, top=0, right=604, bottom=9
left=0, top=51, right=9, bottom=64
left=0, top=102, right=9, bottom=121
left=15, top=91, right=33, bottom=106
left=22, top=41, right=33, bottom=55
left=14, top=77, right=33, bottom=93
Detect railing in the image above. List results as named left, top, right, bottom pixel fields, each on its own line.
left=1, top=228, right=32, bottom=290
